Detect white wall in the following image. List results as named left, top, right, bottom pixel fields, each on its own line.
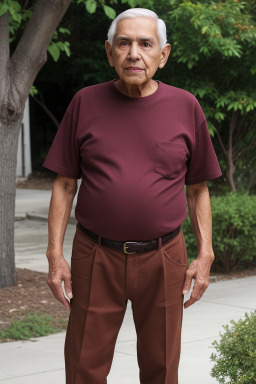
left=16, top=98, right=32, bottom=178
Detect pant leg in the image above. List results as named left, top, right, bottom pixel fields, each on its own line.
left=128, top=230, right=187, bottom=384
left=65, top=225, right=128, bottom=384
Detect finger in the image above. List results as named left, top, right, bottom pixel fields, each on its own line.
left=184, top=290, right=200, bottom=309
left=56, top=284, right=71, bottom=310
left=184, top=280, right=209, bottom=309
left=48, top=279, right=70, bottom=310
left=194, top=279, right=209, bottom=298
left=184, top=297, right=197, bottom=309
left=64, top=275, right=73, bottom=300
left=54, top=286, right=71, bottom=310
left=182, top=269, right=194, bottom=295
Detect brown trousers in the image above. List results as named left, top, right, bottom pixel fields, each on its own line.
left=65, top=224, right=187, bottom=384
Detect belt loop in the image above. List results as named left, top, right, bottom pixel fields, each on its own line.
left=98, top=234, right=102, bottom=248
left=158, top=237, right=162, bottom=250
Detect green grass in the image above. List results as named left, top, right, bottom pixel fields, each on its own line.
left=0, top=312, right=67, bottom=341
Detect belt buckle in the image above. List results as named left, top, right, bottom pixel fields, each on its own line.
left=123, top=242, right=137, bottom=254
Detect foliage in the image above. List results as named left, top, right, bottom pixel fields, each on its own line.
left=0, top=0, right=139, bottom=61
left=0, top=1, right=72, bottom=65
left=169, top=0, right=255, bottom=66
left=77, top=0, right=139, bottom=19
left=160, top=0, right=256, bottom=192
left=210, top=310, right=256, bottom=384
left=182, top=193, right=256, bottom=272
left=0, top=312, right=66, bottom=341
left=29, top=85, right=38, bottom=97
left=77, top=0, right=116, bottom=18
left=47, top=28, right=71, bottom=62
left=0, top=0, right=32, bottom=42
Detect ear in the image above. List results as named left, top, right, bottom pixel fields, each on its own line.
left=105, top=40, right=114, bottom=67
left=158, top=44, right=171, bottom=69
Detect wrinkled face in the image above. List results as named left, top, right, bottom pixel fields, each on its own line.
left=105, top=17, right=170, bottom=86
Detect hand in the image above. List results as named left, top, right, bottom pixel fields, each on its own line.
left=182, top=254, right=214, bottom=309
left=47, top=255, right=73, bottom=310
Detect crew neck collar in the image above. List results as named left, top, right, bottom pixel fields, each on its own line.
left=110, top=78, right=162, bottom=104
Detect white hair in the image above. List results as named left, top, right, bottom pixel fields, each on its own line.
left=107, top=8, right=167, bottom=48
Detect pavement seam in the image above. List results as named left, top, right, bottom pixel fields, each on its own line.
left=114, top=350, right=137, bottom=356
left=200, top=300, right=255, bottom=310
left=0, top=367, right=64, bottom=381
left=116, top=339, right=136, bottom=344
left=181, top=335, right=220, bottom=345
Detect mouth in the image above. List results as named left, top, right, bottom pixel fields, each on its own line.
left=125, top=67, right=144, bottom=72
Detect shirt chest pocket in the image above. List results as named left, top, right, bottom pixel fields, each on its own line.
left=154, top=141, right=187, bottom=179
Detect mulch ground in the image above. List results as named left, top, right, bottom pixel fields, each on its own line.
left=0, top=268, right=70, bottom=342
left=16, top=172, right=55, bottom=190
left=0, top=174, right=68, bottom=342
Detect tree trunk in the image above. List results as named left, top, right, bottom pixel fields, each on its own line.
left=0, top=0, right=71, bottom=288
left=216, top=112, right=237, bottom=192
left=226, top=151, right=236, bottom=192
left=0, top=117, right=22, bottom=287
left=226, top=112, right=237, bottom=192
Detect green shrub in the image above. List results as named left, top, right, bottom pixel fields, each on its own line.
left=210, top=310, right=256, bottom=384
left=0, top=312, right=65, bottom=341
left=182, top=193, right=256, bottom=272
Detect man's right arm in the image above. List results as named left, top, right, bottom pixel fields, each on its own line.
left=46, top=173, right=77, bottom=310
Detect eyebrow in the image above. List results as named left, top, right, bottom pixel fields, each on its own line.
left=116, top=36, right=156, bottom=44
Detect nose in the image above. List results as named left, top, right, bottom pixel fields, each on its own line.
left=128, top=42, right=141, bottom=61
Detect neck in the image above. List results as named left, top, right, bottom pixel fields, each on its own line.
left=114, top=79, right=158, bottom=98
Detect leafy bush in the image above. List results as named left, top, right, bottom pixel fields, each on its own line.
left=0, top=312, right=65, bottom=341
left=210, top=310, right=256, bottom=384
left=182, top=193, right=256, bottom=272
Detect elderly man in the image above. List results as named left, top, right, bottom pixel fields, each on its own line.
left=44, top=8, right=222, bottom=384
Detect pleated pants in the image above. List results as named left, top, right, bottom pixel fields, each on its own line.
left=64, top=224, right=187, bottom=384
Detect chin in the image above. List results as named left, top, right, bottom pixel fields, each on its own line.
left=121, top=75, right=146, bottom=85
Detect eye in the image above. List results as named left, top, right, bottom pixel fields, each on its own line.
left=142, top=42, right=151, bottom=47
left=119, top=41, right=129, bottom=46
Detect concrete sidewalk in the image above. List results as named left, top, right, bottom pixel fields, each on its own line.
left=15, top=188, right=77, bottom=223
left=0, top=188, right=255, bottom=384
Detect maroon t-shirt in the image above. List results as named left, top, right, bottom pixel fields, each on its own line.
left=43, top=79, right=222, bottom=241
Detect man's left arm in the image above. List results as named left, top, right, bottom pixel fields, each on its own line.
left=182, top=181, right=215, bottom=309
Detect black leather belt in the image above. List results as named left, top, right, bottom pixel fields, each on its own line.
left=77, top=223, right=181, bottom=254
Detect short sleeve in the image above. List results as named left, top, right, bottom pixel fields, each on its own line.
left=185, top=100, right=222, bottom=185
left=43, top=98, right=81, bottom=179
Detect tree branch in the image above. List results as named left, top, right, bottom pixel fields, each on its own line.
left=248, top=171, right=256, bottom=192
left=233, top=114, right=250, bottom=152
left=11, top=0, right=71, bottom=105
left=233, top=134, right=256, bottom=161
left=233, top=147, right=248, bottom=162
left=226, top=111, right=238, bottom=192
left=227, top=111, right=237, bottom=156
left=0, top=12, right=15, bottom=122
left=23, top=0, right=30, bottom=10
left=233, top=114, right=256, bottom=155
left=229, top=111, right=238, bottom=144
left=215, top=128, right=228, bottom=158
left=248, top=116, right=256, bottom=132
left=33, top=94, right=59, bottom=129
left=0, top=12, right=9, bottom=86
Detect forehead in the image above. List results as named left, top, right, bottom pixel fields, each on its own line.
left=114, top=17, right=159, bottom=43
